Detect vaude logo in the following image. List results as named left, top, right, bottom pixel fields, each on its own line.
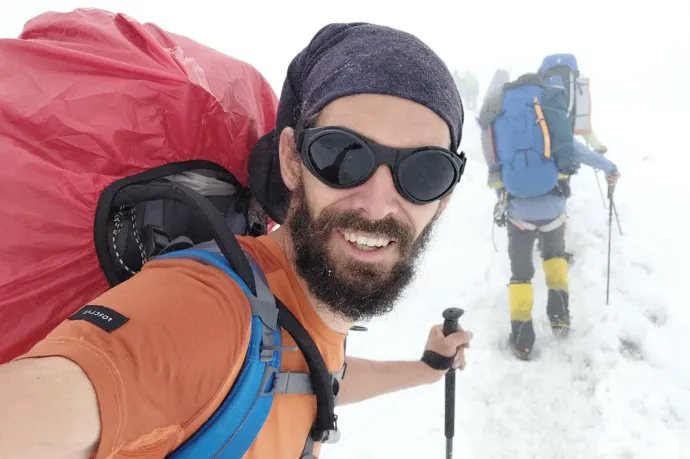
left=82, top=309, right=113, bottom=322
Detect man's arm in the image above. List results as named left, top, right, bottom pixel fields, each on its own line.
left=0, top=357, right=100, bottom=459
left=573, top=138, right=617, bottom=174
left=1, top=258, right=252, bottom=459
left=338, top=325, right=472, bottom=405
left=337, top=357, right=439, bottom=405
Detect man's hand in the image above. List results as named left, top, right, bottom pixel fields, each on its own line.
left=420, top=323, right=473, bottom=383
left=493, top=199, right=507, bottom=227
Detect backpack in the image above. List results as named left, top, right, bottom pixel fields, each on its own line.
left=0, top=8, right=278, bottom=362
left=0, top=8, right=340, bottom=458
left=478, top=73, right=579, bottom=199
left=539, top=53, right=593, bottom=136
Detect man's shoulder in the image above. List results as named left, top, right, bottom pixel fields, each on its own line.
left=237, top=235, right=292, bottom=277
left=15, top=246, right=256, bottom=457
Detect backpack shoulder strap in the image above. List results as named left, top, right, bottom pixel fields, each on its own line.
left=158, top=247, right=282, bottom=458
left=155, top=243, right=342, bottom=458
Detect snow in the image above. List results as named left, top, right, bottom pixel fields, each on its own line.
left=323, top=101, right=690, bottom=458
left=3, top=2, right=690, bottom=458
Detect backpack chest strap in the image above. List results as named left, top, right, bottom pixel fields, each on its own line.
left=271, top=364, right=346, bottom=395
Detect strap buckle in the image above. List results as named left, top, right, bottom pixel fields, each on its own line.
left=259, top=344, right=298, bottom=362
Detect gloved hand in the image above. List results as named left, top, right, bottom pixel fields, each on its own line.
left=596, top=145, right=608, bottom=155
left=556, top=174, right=572, bottom=198
left=493, top=199, right=507, bottom=227
left=606, top=169, right=620, bottom=198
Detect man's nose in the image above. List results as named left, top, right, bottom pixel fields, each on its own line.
left=348, top=165, right=400, bottom=221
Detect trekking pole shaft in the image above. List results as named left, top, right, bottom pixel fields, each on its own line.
left=612, top=200, right=623, bottom=236
left=606, top=197, right=613, bottom=304
left=442, top=308, right=464, bottom=459
left=445, top=372, right=455, bottom=458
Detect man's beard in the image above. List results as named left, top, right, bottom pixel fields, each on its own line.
left=285, top=181, right=440, bottom=323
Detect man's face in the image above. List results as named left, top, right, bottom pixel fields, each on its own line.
left=279, top=94, right=453, bottom=322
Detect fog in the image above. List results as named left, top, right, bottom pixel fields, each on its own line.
left=3, top=0, right=687, bottom=108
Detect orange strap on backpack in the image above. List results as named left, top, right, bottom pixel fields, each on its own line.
left=533, top=97, right=551, bottom=159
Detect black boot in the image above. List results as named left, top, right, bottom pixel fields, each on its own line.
left=509, top=320, right=535, bottom=360
left=547, top=289, right=570, bottom=335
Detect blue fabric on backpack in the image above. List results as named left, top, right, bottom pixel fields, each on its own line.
left=540, top=87, right=579, bottom=174
left=156, top=248, right=281, bottom=459
left=491, top=77, right=578, bottom=199
left=539, top=53, right=579, bottom=75
left=492, top=84, right=556, bottom=198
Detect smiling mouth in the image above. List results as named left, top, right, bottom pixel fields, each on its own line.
left=341, top=231, right=394, bottom=252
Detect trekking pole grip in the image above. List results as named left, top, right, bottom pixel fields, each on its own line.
left=443, top=307, right=463, bottom=337
left=442, top=307, right=464, bottom=459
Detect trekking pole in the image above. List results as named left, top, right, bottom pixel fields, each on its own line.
left=606, top=196, right=614, bottom=305
left=599, top=167, right=623, bottom=235
left=442, top=307, right=464, bottom=459
left=612, top=200, right=623, bottom=236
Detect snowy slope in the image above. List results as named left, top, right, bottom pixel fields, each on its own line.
left=323, top=102, right=690, bottom=459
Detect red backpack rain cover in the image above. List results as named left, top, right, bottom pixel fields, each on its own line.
left=0, top=9, right=279, bottom=363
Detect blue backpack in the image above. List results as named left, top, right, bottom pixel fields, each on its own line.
left=480, top=73, right=579, bottom=199
left=539, top=53, right=594, bottom=136
left=95, top=178, right=343, bottom=458
left=538, top=54, right=580, bottom=111
left=539, top=54, right=579, bottom=79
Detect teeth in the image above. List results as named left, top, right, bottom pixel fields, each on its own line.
left=343, top=232, right=392, bottom=248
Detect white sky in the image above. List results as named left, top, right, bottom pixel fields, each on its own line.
left=1, top=0, right=688, bottom=106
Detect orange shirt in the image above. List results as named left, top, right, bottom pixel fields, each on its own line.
left=15, top=235, right=347, bottom=459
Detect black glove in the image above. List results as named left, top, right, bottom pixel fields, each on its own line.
left=493, top=200, right=507, bottom=227
left=557, top=177, right=571, bottom=198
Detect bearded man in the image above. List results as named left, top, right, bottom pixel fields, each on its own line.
left=0, top=22, right=472, bottom=459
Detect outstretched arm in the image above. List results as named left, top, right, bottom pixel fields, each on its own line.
left=573, top=138, right=617, bottom=174
left=337, top=357, right=437, bottom=405
left=1, top=258, right=251, bottom=459
left=0, top=357, right=100, bottom=459
left=337, top=325, right=473, bottom=405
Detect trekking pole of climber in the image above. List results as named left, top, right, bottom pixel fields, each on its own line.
left=612, top=200, right=623, bottom=236
left=606, top=196, right=614, bottom=305
left=442, top=307, right=464, bottom=459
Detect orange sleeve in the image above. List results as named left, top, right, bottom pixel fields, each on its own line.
left=15, top=258, right=252, bottom=459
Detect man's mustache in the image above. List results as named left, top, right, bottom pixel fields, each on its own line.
left=314, top=209, right=415, bottom=252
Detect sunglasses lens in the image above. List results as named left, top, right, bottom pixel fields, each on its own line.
left=308, top=132, right=374, bottom=186
left=398, top=150, right=457, bottom=202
